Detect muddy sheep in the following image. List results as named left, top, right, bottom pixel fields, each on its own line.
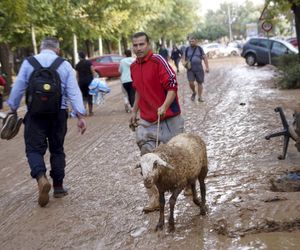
left=137, top=133, right=208, bottom=232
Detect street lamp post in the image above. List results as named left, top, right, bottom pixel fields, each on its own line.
left=227, top=4, right=233, bottom=42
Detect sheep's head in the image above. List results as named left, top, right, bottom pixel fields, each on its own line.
left=137, top=153, right=173, bottom=188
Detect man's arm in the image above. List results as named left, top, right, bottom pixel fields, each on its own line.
left=130, top=90, right=140, bottom=125
left=203, top=55, right=209, bottom=73
left=7, top=60, right=32, bottom=112
left=90, top=65, right=97, bottom=78
left=157, top=90, right=176, bottom=117
left=63, top=62, right=87, bottom=134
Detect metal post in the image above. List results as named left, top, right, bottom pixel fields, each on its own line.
left=267, top=32, right=271, bottom=65
left=227, top=5, right=233, bottom=42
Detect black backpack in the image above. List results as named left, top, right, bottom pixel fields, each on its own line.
left=26, top=56, right=64, bottom=115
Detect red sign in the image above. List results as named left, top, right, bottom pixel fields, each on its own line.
left=262, top=21, right=272, bottom=32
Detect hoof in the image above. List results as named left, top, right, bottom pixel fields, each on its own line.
left=168, top=224, right=175, bottom=233
left=155, top=223, right=164, bottom=231
left=200, top=206, right=206, bottom=215
left=143, top=206, right=159, bottom=213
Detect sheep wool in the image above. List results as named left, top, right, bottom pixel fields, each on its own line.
left=139, top=133, right=208, bottom=232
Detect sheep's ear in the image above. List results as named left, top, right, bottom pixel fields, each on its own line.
left=135, top=163, right=141, bottom=169
left=153, top=157, right=167, bottom=169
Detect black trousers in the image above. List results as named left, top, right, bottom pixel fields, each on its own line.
left=123, top=82, right=135, bottom=107
left=24, top=110, right=68, bottom=186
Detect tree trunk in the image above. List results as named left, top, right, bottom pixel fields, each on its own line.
left=0, top=43, right=13, bottom=93
left=85, top=40, right=94, bottom=58
left=121, top=36, right=128, bottom=52
left=104, top=40, right=112, bottom=54
left=291, top=4, right=300, bottom=59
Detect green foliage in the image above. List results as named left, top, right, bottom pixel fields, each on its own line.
left=274, top=54, right=300, bottom=89
left=194, top=24, right=227, bottom=41
left=195, top=1, right=262, bottom=41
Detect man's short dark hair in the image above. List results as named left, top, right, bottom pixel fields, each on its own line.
left=124, top=49, right=132, bottom=57
left=79, top=51, right=86, bottom=59
left=132, top=32, right=150, bottom=43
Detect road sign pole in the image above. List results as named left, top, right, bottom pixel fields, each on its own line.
left=267, top=32, right=271, bottom=65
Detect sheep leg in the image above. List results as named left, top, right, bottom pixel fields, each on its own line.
left=199, top=177, right=206, bottom=215
left=168, top=188, right=181, bottom=232
left=155, top=191, right=165, bottom=231
left=191, top=182, right=201, bottom=206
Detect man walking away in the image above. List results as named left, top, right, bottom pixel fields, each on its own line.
left=75, top=51, right=96, bottom=116
left=158, top=44, right=169, bottom=62
left=171, top=45, right=182, bottom=73
left=119, top=49, right=135, bottom=111
left=7, top=37, right=87, bottom=207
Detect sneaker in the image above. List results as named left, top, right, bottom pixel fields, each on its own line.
left=7, top=117, right=23, bottom=140
left=1, top=113, right=17, bottom=140
left=37, top=175, right=51, bottom=207
left=198, top=97, right=204, bottom=102
left=191, top=93, right=196, bottom=101
left=53, top=187, right=68, bottom=198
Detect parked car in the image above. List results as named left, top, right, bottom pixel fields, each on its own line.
left=241, top=37, right=298, bottom=66
left=89, top=54, right=125, bottom=78
left=202, top=43, right=240, bottom=58
left=286, top=37, right=298, bottom=48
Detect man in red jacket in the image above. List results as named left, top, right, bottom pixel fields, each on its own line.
left=130, top=32, right=184, bottom=212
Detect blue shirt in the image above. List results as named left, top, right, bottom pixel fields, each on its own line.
left=7, top=49, right=86, bottom=115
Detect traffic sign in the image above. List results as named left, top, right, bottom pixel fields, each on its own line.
left=262, top=21, right=272, bottom=32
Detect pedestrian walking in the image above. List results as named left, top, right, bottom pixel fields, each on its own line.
left=129, top=32, right=184, bottom=212
left=171, top=45, right=182, bottom=73
left=7, top=37, right=87, bottom=207
left=75, top=51, right=96, bottom=116
left=119, top=49, right=135, bottom=112
left=158, top=44, right=169, bottom=61
left=185, top=36, right=209, bottom=102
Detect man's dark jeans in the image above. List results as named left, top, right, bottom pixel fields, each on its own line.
left=24, top=110, right=68, bottom=186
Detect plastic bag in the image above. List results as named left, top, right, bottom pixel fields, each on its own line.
left=88, top=78, right=110, bottom=105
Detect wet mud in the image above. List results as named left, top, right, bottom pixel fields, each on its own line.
left=0, top=57, right=300, bottom=250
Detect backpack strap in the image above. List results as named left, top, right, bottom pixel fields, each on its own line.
left=26, top=56, right=42, bottom=70
left=50, top=57, right=65, bottom=71
left=197, top=46, right=204, bottom=58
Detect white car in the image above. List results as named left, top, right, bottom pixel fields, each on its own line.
left=202, top=43, right=240, bottom=58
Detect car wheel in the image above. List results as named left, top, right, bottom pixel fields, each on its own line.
left=245, top=53, right=256, bottom=66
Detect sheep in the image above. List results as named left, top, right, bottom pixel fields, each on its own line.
left=136, top=133, right=208, bottom=232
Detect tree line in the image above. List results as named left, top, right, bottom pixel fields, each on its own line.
left=0, top=0, right=200, bottom=90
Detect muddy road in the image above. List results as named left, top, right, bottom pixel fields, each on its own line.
left=1, top=57, right=300, bottom=250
